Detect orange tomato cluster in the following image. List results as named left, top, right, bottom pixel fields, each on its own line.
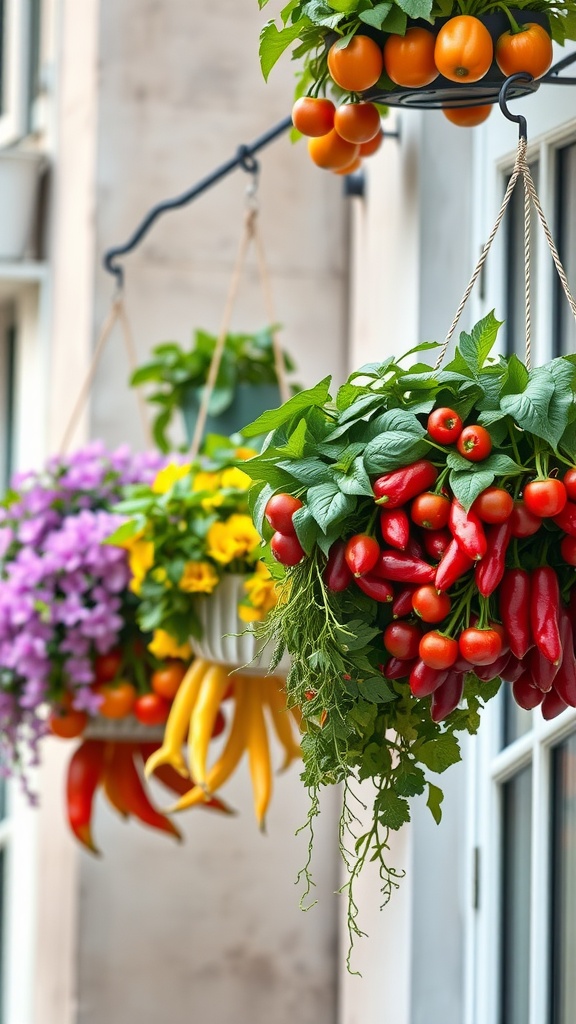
left=293, top=93, right=384, bottom=175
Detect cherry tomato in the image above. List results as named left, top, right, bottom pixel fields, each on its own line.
left=456, top=424, right=492, bottom=461
left=334, top=102, right=381, bottom=144
left=271, top=531, right=305, bottom=566
left=345, top=534, right=380, bottom=577
left=94, top=649, right=122, bottom=684
left=422, top=529, right=452, bottom=561
left=151, top=660, right=187, bottom=700
left=419, top=632, right=458, bottom=669
left=434, top=15, right=494, bottom=83
left=412, top=585, right=451, bottom=623
left=411, top=492, right=451, bottom=530
left=383, top=621, right=422, bottom=661
left=133, top=693, right=171, bottom=727
left=458, top=627, right=502, bottom=666
left=49, top=706, right=88, bottom=739
left=523, top=478, right=567, bottom=518
left=327, top=35, right=384, bottom=92
left=490, top=621, right=510, bottom=657
left=383, top=27, right=438, bottom=87
left=359, top=130, right=383, bottom=157
left=563, top=467, right=576, bottom=500
left=308, top=130, right=360, bottom=171
left=292, top=97, right=335, bottom=137
left=495, top=24, right=552, bottom=80
left=472, top=487, right=514, bottom=524
left=333, top=157, right=363, bottom=176
left=561, top=535, right=576, bottom=566
left=426, top=407, right=463, bottom=444
left=509, top=499, right=542, bottom=537
left=443, top=105, right=492, bottom=127
left=265, top=493, right=303, bottom=535
left=96, top=680, right=137, bottom=720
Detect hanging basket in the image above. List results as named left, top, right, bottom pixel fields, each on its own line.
left=190, top=574, right=291, bottom=676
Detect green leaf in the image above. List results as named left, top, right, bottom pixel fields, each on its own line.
left=417, top=733, right=461, bottom=773
left=277, top=457, right=333, bottom=485
left=394, top=760, right=426, bottom=797
left=336, top=457, right=373, bottom=496
left=242, top=377, right=331, bottom=436
left=395, top=0, right=433, bottom=19
left=104, top=518, right=143, bottom=546
left=376, top=788, right=411, bottom=831
left=292, top=505, right=319, bottom=554
left=500, top=370, right=557, bottom=446
left=458, top=311, right=502, bottom=373
left=449, top=468, right=495, bottom=511
left=355, top=675, right=396, bottom=703
left=358, top=2, right=392, bottom=28
left=500, top=353, right=529, bottom=396
left=426, top=783, right=444, bottom=824
left=379, top=6, right=407, bottom=32
left=307, top=482, right=355, bottom=531
left=364, top=438, right=429, bottom=475
left=249, top=481, right=275, bottom=536
left=259, top=19, right=307, bottom=81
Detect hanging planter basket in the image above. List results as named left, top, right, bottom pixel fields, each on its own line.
left=190, top=574, right=291, bottom=676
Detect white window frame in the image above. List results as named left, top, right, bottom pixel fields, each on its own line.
left=0, top=0, right=33, bottom=147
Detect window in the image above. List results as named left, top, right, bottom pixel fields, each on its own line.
left=0, top=305, right=16, bottom=488
left=0, top=0, right=42, bottom=147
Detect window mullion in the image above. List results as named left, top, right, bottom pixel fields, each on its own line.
left=529, top=728, right=551, bottom=1024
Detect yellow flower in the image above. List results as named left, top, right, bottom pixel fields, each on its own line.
left=152, top=462, right=192, bottom=494
left=206, top=521, right=244, bottom=565
left=152, top=566, right=170, bottom=586
left=148, top=629, right=192, bottom=661
left=127, top=539, right=155, bottom=595
left=221, top=467, right=251, bottom=491
left=179, top=560, right=219, bottom=593
left=226, top=514, right=261, bottom=556
left=240, top=561, right=280, bottom=622
left=238, top=603, right=263, bottom=623
left=235, top=446, right=257, bottom=461
left=193, top=471, right=223, bottom=510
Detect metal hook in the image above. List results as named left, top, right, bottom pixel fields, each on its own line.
left=237, top=145, right=259, bottom=176
left=499, top=73, right=533, bottom=141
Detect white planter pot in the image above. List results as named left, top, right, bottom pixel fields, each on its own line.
left=0, top=150, right=44, bottom=260
left=190, top=574, right=291, bottom=677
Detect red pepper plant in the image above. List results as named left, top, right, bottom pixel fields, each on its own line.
left=241, top=311, right=576, bottom=955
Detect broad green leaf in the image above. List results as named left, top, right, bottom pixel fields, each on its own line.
left=395, top=0, right=433, bottom=19
left=426, top=783, right=444, bottom=824
left=500, top=371, right=557, bottom=446
left=449, top=468, right=495, bottom=511
left=277, top=457, right=333, bottom=485
left=104, top=518, right=143, bottom=546
left=249, top=481, right=275, bottom=535
left=301, top=0, right=345, bottom=26
left=364, top=437, right=429, bottom=475
left=379, top=6, right=407, bottom=32
left=358, top=2, right=393, bottom=28
left=338, top=390, right=385, bottom=421
left=394, top=760, right=426, bottom=797
left=259, top=20, right=307, bottom=81
left=242, top=377, right=331, bottom=436
left=307, top=481, right=355, bottom=531
left=417, top=733, right=461, bottom=773
left=336, top=457, right=373, bottom=496
left=376, top=788, right=411, bottom=830
left=458, top=311, right=502, bottom=373
left=292, top=505, right=319, bottom=554
left=500, top=353, right=529, bottom=396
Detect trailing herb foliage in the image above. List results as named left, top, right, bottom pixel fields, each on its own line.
left=242, top=312, right=576, bottom=954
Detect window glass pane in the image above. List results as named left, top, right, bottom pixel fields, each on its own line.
left=551, top=733, right=576, bottom=1024
left=502, top=684, right=532, bottom=748
left=555, top=143, right=576, bottom=356
left=501, top=766, right=532, bottom=1024
left=0, top=0, right=5, bottom=115
left=505, top=162, right=539, bottom=358
left=0, top=314, right=16, bottom=490
left=27, top=0, right=41, bottom=133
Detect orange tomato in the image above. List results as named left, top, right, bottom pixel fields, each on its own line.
left=292, top=96, right=336, bottom=137
left=334, top=156, right=362, bottom=175
left=443, top=104, right=492, bottom=126
left=151, top=660, right=187, bottom=700
left=94, top=649, right=122, bottom=684
left=308, top=130, right=360, bottom=170
left=333, top=102, right=381, bottom=144
left=133, top=693, right=171, bottom=727
left=384, top=28, right=439, bottom=87
left=495, top=23, right=552, bottom=79
left=49, top=706, right=88, bottom=739
left=327, top=35, right=384, bottom=92
left=96, top=680, right=137, bottom=719
left=359, top=129, right=384, bottom=157
left=434, top=16, right=494, bottom=83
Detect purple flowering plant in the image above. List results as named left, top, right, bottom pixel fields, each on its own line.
left=0, top=441, right=163, bottom=789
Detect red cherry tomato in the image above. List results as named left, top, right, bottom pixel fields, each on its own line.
left=383, top=621, right=422, bottom=661
left=133, top=693, right=171, bottom=727
left=490, top=621, right=510, bottom=656
left=291, top=96, right=335, bottom=137
left=456, top=424, right=492, bottom=461
left=509, top=499, right=542, bottom=538
left=419, top=632, right=458, bottom=669
left=412, top=585, right=451, bottom=623
left=472, top=487, right=514, bottom=524
left=426, top=407, right=463, bottom=444
left=411, top=492, right=451, bottom=530
left=270, top=532, right=305, bottom=566
left=561, top=535, right=576, bottom=566
left=96, top=680, right=137, bottom=719
left=94, top=649, right=122, bottom=683
left=49, top=707, right=88, bottom=739
left=265, top=493, right=303, bottom=535
left=345, top=534, right=380, bottom=577
left=523, top=478, right=567, bottom=518
left=458, top=627, right=502, bottom=666
left=563, top=467, right=576, bottom=501
left=151, top=661, right=187, bottom=700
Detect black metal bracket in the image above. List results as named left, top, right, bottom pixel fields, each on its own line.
left=499, top=72, right=533, bottom=141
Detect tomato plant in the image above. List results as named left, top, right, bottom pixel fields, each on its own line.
left=383, top=621, right=422, bottom=660
left=412, top=585, right=451, bottom=623
left=495, top=24, right=553, bottom=79
left=334, top=103, right=381, bottom=145
left=419, top=631, right=458, bottom=669
left=327, top=35, right=384, bottom=92
left=411, top=492, right=450, bottom=530
left=308, top=131, right=360, bottom=171
left=292, top=97, right=335, bottom=137
left=523, top=478, right=567, bottom=518
left=472, top=487, right=514, bottom=523
left=443, top=105, right=492, bottom=127
left=133, top=693, right=171, bottom=726
left=383, top=27, right=438, bottom=87
left=271, top=531, right=305, bottom=566
left=96, top=680, right=137, bottom=720
left=151, top=660, right=187, bottom=700
left=265, top=493, right=303, bottom=534
left=457, top=424, right=492, bottom=461
left=434, top=16, right=494, bottom=83
left=426, top=407, right=463, bottom=444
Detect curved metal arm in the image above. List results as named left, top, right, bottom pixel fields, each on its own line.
left=499, top=73, right=534, bottom=141
left=102, top=115, right=292, bottom=288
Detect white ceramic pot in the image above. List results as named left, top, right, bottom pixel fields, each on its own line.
left=190, top=573, right=291, bottom=676
left=0, top=149, right=45, bottom=260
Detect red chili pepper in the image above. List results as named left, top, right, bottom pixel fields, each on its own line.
left=472, top=652, right=512, bottom=682
left=454, top=655, right=476, bottom=673
left=553, top=608, right=576, bottom=708
left=379, top=508, right=410, bottom=550
left=541, top=688, right=568, bottom=720
left=114, top=744, right=181, bottom=841
left=422, top=529, right=452, bottom=561
left=512, top=673, right=544, bottom=710
left=475, top=521, right=512, bottom=597
left=66, top=739, right=107, bottom=854
left=430, top=671, right=464, bottom=722
left=323, top=540, right=353, bottom=592
left=499, top=569, right=531, bottom=660
left=373, top=460, right=438, bottom=508
left=409, top=659, right=448, bottom=697
left=448, top=499, right=488, bottom=561
left=434, top=539, right=474, bottom=592
left=526, top=645, right=558, bottom=693
left=375, top=549, right=436, bottom=584
left=552, top=500, right=576, bottom=537
left=354, top=572, right=394, bottom=603
left=345, top=533, right=380, bottom=577
left=569, top=589, right=576, bottom=640
left=392, top=585, right=417, bottom=618
left=405, top=534, right=425, bottom=559
left=382, top=656, right=416, bottom=681
left=499, top=655, right=526, bottom=684
left=530, top=567, right=562, bottom=665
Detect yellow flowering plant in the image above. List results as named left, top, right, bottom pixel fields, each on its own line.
left=108, top=437, right=280, bottom=645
